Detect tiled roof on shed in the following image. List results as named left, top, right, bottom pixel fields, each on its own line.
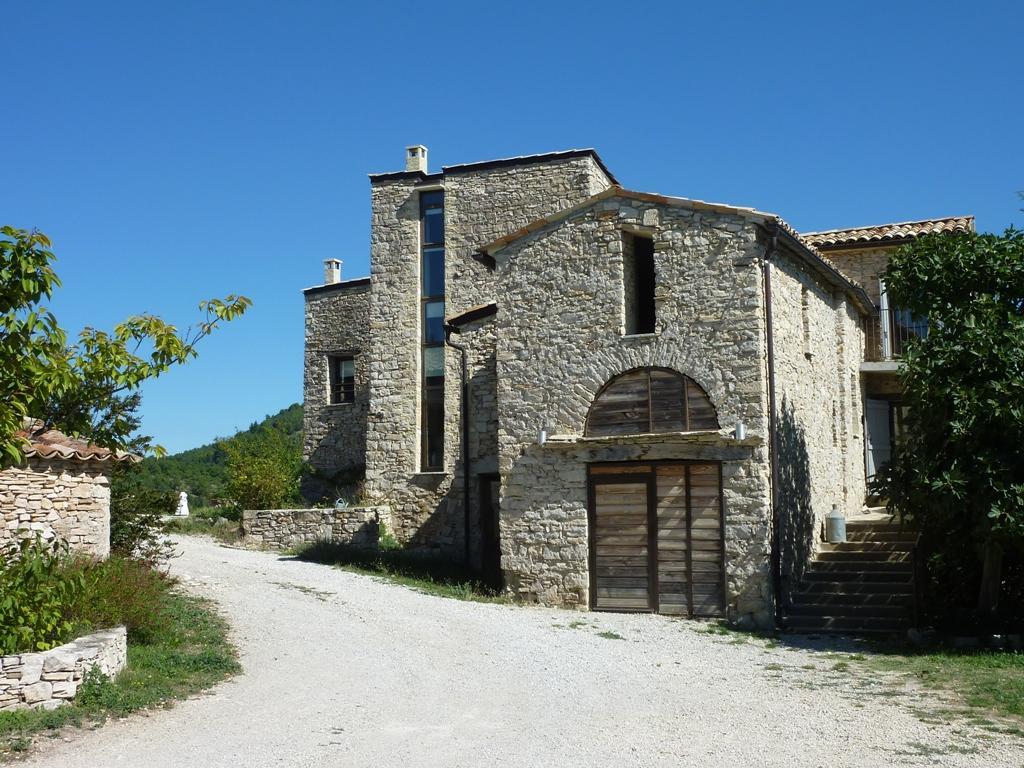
left=801, top=216, right=974, bottom=248
left=16, top=420, right=139, bottom=464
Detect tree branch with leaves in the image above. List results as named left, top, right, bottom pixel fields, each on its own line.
left=1, top=225, right=251, bottom=464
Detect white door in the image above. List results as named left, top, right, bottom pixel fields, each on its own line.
left=864, top=398, right=892, bottom=481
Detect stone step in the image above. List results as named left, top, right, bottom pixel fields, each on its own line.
left=787, top=602, right=911, bottom=619
left=814, top=550, right=912, bottom=563
left=845, top=520, right=915, bottom=533
left=802, top=569, right=914, bottom=584
left=795, top=583, right=914, bottom=600
left=785, top=614, right=911, bottom=634
left=845, top=529, right=919, bottom=541
left=791, top=590, right=914, bottom=606
left=819, top=541, right=915, bottom=554
left=807, top=560, right=913, bottom=574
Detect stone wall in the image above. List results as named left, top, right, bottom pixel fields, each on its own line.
left=768, top=248, right=867, bottom=602
left=240, top=505, right=391, bottom=550
left=302, top=281, right=371, bottom=501
left=0, top=627, right=126, bottom=711
left=822, top=246, right=893, bottom=305
left=0, top=457, right=110, bottom=558
left=491, top=194, right=775, bottom=626
left=363, top=155, right=613, bottom=553
left=449, top=314, right=499, bottom=569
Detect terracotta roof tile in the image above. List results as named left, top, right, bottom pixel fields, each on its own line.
left=15, top=420, right=140, bottom=464
left=801, top=216, right=974, bottom=248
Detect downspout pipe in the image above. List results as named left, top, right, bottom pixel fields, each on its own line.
left=761, top=220, right=784, bottom=627
left=444, top=323, right=473, bottom=566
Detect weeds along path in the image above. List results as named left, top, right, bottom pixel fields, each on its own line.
left=21, top=536, right=1024, bottom=768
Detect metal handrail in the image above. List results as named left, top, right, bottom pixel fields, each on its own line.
left=864, top=307, right=928, bottom=362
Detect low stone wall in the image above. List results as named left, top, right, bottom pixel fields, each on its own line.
left=0, top=626, right=127, bottom=711
left=241, top=506, right=391, bottom=550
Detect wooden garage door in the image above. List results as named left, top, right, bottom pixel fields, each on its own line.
left=589, top=463, right=725, bottom=616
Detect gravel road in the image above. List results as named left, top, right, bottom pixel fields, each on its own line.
left=22, top=536, right=1022, bottom=768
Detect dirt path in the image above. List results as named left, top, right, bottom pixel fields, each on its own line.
left=22, top=536, right=1023, bottom=767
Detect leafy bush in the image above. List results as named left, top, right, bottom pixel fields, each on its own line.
left=0, top=537, right=173, bottom=653
left=875, top=227, right=1024, bottom=630
left=67, top=556, right=173, bottom=643
left=110, top=466, right=176, bottom=566
left=224, top=429, right=301, bottom=510
left=0, top=538, right=84, bottom=654
left=377, top=522, right=401, bottom=552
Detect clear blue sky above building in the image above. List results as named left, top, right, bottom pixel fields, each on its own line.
left=3, top=1, right=1021, bottom=453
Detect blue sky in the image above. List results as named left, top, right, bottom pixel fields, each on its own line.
left=3, top=1, right=1022, bottom=454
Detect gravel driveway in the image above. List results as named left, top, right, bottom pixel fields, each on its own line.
left=22, top=536, right=1022, bottom=768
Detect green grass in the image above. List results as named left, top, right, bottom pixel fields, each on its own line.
left=857, top=647, right=1024, bottom=723
left=596, top=630, right=625, bottom=641
left=0, top=591, right=239, bottom=758
left=293, top=539, right=509, bottom=604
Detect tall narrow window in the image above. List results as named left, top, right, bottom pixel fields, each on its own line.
left=420, top=190, right=445, bottom=470
left=801, top=285, right=812, bottom=358
left=623, top=232, right=656, bottom=334
left=329, top=355, right=355, bottom=404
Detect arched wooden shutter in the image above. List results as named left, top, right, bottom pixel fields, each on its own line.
left=585, top=368, right=719, bottom=437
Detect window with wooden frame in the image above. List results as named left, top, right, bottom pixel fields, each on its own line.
left=585, top=367, right=719, bottom=437
left=420, top=190, right=445, bottom=471
left=328, top=355, right=355, bottom=404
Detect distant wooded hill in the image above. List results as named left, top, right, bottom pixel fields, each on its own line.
left=132, top=403, right=302, bottom=506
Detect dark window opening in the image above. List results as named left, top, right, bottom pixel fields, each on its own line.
left=422, top=381, right=444, bottom=472
left=329, top=355, right=355, bottom=404
left=624, top=233, right=656, bottom=334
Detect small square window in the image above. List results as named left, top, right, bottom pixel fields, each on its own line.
left=329, top=355, right=355, bottom=404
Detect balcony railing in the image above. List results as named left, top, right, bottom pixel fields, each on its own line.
left=864, top=307, right=928, bottom=362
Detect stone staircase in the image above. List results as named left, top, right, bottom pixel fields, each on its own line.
left=785, top=518, right=920, bottom=634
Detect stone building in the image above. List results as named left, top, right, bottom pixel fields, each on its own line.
left=302, top=146, right=972, bottom=629
left=0, top=422, right=138, bottom=558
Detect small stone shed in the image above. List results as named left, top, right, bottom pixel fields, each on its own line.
left=0, top=422, right=138, bottom=558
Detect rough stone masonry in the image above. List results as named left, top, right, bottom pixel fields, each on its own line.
left=0, top=627, right=127, bottom=712
left=296, top=147, right=969, bottom=629
left=0, top=457, right=112, bottom=558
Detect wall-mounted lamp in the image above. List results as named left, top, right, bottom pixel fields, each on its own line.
left=537, top=427, right=548, bottom=446
left=734, top=421, right=746, bottom=441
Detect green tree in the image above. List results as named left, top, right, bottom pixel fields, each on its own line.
left=875, top=227, right=1024, bottom=627
left=223, top=429, right=301, bottom=510
left=0, top=226, right=251, bottom=463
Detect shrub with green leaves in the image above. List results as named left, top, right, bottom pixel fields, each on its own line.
left=109, top=466, right=176, bottom=566
left=874, top=226, right=1024, bottom=630
left=223, top=429, right=301, bottom=510
left=67, top=556, right=172, bottom=643
left=0, top=538, right=84, bottom=654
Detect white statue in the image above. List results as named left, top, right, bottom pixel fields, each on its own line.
left=176, top=491, right=190, bottom=517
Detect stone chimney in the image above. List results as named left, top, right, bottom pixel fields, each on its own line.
left=405, top=145, right=428, bottom=173
left=324, top=258, right=342, bottom=284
